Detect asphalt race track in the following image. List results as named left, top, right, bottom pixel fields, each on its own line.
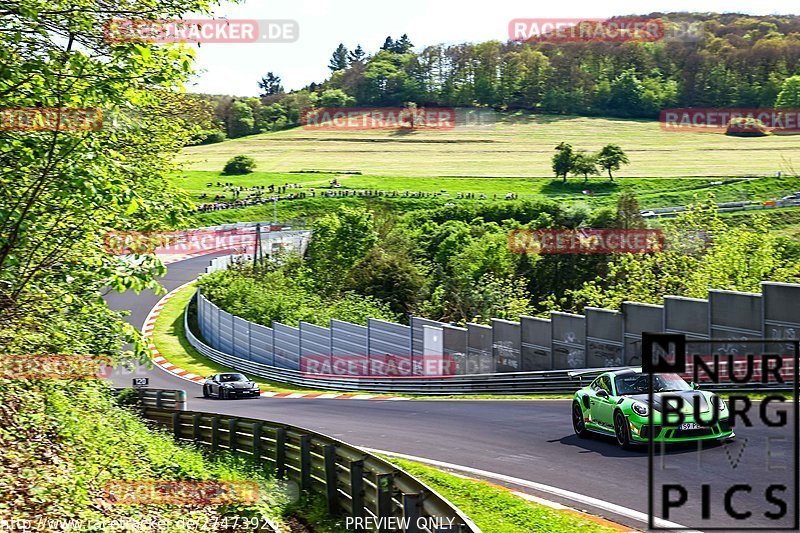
left=106, top=254, right=799, bottom=531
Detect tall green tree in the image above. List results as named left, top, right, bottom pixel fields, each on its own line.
left=329, top=43, right=350, bottom=72
left=0, top=0, right=218, bottom=360
left=596, top=144, right=630, bottom=181
left=348, top=44, right=366, bottom=63
left=257, top=72, right=284, bottom=96
left=776, top=75, right=800, bottom=108
left=306, top=207, right=378, bottom=296
left=227, top=101, right=255, bottom=138
left=551, top=142, right=574, bottom=183
left=571, top=152, right=599, bottom=183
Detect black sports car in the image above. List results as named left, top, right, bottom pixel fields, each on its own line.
left=202, top=372, right=260, bottom=399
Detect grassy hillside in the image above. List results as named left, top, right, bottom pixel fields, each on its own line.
left=0, top=380, right=337, bottom=531
left=180, top=113, right=800, bottom=178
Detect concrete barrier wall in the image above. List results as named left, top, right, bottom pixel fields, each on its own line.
left=195, top=256, right=800, bottom=374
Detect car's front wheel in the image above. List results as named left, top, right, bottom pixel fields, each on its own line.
left=572, top=401, right=589, bottom=438
left=202, top=385, right=210, bottom=398
left=614, top=411, right=632, bottom=450
left=221, top=388, right=230, bottom=400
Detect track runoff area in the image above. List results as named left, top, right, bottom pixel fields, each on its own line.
left=638, top=333, right=798, bottom=531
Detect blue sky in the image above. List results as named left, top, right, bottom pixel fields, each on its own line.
left=186, top=0, right=798, bottom=96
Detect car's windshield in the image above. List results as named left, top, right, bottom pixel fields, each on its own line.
left=219, top=373, right=247, bottom=382
left=614, top=373, right=691, bottom=395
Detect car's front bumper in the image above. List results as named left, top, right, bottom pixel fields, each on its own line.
left=223, top=389, right=261, bottom=397
left=629, top=417, right=734, bottom=443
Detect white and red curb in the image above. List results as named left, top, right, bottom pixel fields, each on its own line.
left=142, top=281, right=409, bottom=401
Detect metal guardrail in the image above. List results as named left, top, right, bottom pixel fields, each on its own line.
left=136, top=401, right=479, bottom=532
left=137, top=388, right=187, bottom=410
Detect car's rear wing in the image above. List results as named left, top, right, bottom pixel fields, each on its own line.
left=567, top=366, right=640, bottom=385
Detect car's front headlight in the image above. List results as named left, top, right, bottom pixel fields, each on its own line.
left=632, top=402, right=649, bottom=416
left=715, top=396, right=727, bottom=411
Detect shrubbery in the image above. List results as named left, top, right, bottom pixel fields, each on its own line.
left=222, top=155, right=256, bottom=175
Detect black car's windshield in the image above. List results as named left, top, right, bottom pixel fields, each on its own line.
left=614, top=373, right=691, bottom=395
left=219, top=373, right=247, bottom=382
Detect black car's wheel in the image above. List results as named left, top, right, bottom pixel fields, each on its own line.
left=614, top=411, right=632, bottom=450
left=202, top=385, right=209, bottom=398
left=572, top=401, right=589, bottom=438
left=221, top=388, right=229, bottom=400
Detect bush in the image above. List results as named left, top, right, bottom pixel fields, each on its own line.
left=726, top=117, right=769, bottom=137
left=199, top=130, right=227, bottom=144
left=223, top=155, right=256, bottom=175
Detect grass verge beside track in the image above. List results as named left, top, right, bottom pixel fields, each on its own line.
left=151, top=282, right=334, bottom=395
left=385, top=457, right=625, bottom=532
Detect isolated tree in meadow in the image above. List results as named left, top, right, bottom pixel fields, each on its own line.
left=775, top=75, right=800, bottom=108
left=348, top=44, right=366, bottom=63
left=571, top=152, right=599, bottom=183
left=257, top=72, right=283, bottom=97
left=329, top=43, right=350, bottom=71
left=596, top=144, right=630, bottom=181
left=552, top=142, right=575, bottom=183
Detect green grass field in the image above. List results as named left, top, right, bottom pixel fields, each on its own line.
left=180, top=113, right=800, bottom=178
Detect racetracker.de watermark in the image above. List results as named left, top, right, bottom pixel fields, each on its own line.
left=103, top=480, right=259, bottom=505
left=0, top=108, right=102, bottom=132
left=0, top=354, right=111, bottom=380
left=104, top=18, right=299, bottom=44
left=509, top=18, right=704, bottom=43
left=301, top=354, right=457, bottom=378
left=509, top=229, right=664, bottom=254
left=302, top=107, right=455, bottom=131
left=103, top=228, right=260, bottom=256
left=660, top=108, right=800, bottom=132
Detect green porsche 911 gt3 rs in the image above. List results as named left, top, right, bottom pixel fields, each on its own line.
left=572, top=369, right=734, bottom=449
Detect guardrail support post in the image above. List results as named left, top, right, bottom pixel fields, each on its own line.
left=228, top=419, right=237, bottom=453
left=324, top=444, right=338, bottom=514
left=349, top=460, right=365, bottom=520
left=172, top=412, right=181, bottom=440
left=155, top=390, right=163, bottom=408
left=402, top=492, right=423, bottom=533
left=174, top=390, right=187, bottom=411
left=276, top=428, right=287, bottom=479
left=192, top=413, right=202, bottom=443
left=376, top=473, right=393, bottom=533
left=300, top=435, right=312, bottom=491
left=253, top=423, right=262, bottom=464
left=210, top=417, right=220, bottom=453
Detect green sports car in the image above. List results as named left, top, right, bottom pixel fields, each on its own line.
left=572, top=369, right=734, bottom=449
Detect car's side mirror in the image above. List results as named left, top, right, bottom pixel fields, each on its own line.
left=597, top=389, right=609, bottom=399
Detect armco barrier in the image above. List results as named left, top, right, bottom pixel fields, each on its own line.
left=135, top=399, right=479, bottom=532
left=139, top=388, right=187, bottom=410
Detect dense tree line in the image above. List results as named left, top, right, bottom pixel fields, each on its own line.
left=188, top=13, right=800, bottom=145
left=318, top=14, right=800, bottom=116
left=203, top=195, right=800, bottom=327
